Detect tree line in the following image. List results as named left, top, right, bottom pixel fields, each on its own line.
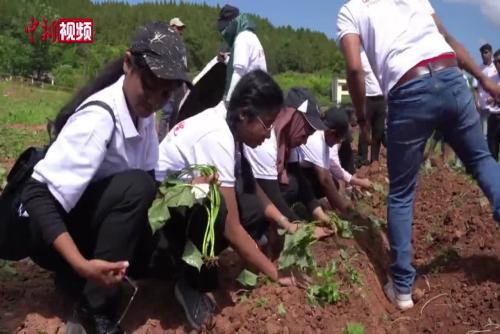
left=0, top=0, right=345, bottom=87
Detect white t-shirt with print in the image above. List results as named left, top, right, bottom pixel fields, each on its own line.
left=156, top=101, right=236, bottom=187
left=32, top=75, right=158, bottom=212
left=361, top=48, right=383, bottom=97
left=243, top=130, right=278, bottom=180
left=472, top=63, right=497, bottom=110
left=296, top=131, right=330, bottom=169
left=337, top=0, right=454, bottom=95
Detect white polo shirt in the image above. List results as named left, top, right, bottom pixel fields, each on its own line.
left=32, top=75, right=159, bottom=212
left=361, top=49, right=383, bottom=97
left=296, top=131, right=330, bottom=169
left=485, top=74, right=500, bottom=114
left=472, top=63, right=497, bottom=110
left=233, top=30, right=267, bottom=73
left=337, top=0, right=454, bottom=95
left=156, top=101, right=236, bottom=187
left=243, top=130, right=278, bottom=180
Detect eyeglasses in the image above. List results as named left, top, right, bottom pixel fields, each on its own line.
left=256, top=115, right=274, bottom=133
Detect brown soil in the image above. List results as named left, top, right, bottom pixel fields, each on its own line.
left=1, top=151, right=499, bottom=334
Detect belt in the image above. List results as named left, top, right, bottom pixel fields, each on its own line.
left=366, top=95, right=385, bottom=101
left=393, top=53, right=458, bottom=90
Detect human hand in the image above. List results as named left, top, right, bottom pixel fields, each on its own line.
left=78, top=259, right=128, bottom=286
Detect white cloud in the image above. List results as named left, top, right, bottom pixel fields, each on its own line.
left=443, top=0, right=500, bottom=26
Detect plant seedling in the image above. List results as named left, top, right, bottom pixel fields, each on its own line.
left=278, top=224, right=317, bottom=273
left=307, top=261, right=345, bottom=306
left=277, top=303, right=286, bottom=317
left=343, top=322, right=365, bottom=334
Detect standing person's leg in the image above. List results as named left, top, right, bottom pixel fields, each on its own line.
left=486, top=114, right=500, bottom=161
left=370, top=97, right=387, bottom=162
left=441, top=79, right=500, bottom=221
left=385, top=75, right=438, bottom=302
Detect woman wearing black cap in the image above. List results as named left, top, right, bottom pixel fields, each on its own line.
left=19, top=22, right=190, bottom=333
left=244, top=87, right=349, bottom=226
left=217, top=4, right=267, bottom=102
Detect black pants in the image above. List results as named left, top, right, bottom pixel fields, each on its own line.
left=152, top=177, right=267, bottom=293
left=29, top=170, right=156, bottom=313
left=280, top=163, right=321, bottom=215
left=339, top=139, right=356, bottom=175
left=487, top=114, right=500, bottom=161
left=358, top=95, right=387, bottom=163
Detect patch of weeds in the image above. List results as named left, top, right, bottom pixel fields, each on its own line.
left=277, top=303, right=286, bottom=317
left=340, top=249, right=363, bottom=286
left=429, top=247, right=460, bottom=274
left=343, top=322, right=365, bottom=334
left=328, top=212, right=367, bottom=239
left=255, top=297, right=268, bottom=308
left=0, top=166, right=7, bottom=192
left=307, top=261, right=346, bottom=306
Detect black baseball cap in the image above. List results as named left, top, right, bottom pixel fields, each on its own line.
left=285, top=87, right=327, bottom=131
left=217, top=4, right=240, bottom=32
left=323, top=106, right=350, bottom=139
left=130, top=21, right=192, bottom=87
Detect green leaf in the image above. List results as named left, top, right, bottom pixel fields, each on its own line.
left=182, top=240, right=203, bottom=271
left=148, top=198, right=170, bottom=233
left=236, top=269, right=258, bottom=287
left=164, top=185, right=196, bottom=208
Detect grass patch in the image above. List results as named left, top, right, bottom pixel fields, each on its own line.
left=0, top=81, right=69, bottom=125
left=0, top=126, right=48, bottom=159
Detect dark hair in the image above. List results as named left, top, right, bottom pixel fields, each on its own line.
left=480, top=43, right=492, bottom=53
left=494, top=49, right=500, bottom=59
left=53, top=53, right=147, bottom=137
left=227, top=70, right=283, bottom=126
left=227, top=70, right=283, bottom=193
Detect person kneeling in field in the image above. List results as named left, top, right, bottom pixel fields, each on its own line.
left=155, top=70, right=312, bottom=330
left=294, top=106, right=372, bottom=213
left=19, top=22, right=190, bottom=333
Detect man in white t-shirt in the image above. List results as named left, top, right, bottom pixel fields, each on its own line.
left=337, top=0, right=500, bottom=311
left=217, top=5, right=267, bottom=102
left=358, top=49, right=386, bottom=165
left=486, top=49, right=500, bottom=160
left=473, top=43, right=497, bottom=136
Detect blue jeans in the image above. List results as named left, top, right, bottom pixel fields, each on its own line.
left=386, top=66, right=500, bottom=294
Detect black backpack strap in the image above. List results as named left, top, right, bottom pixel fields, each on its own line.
left=76, top=101, right=116, bottom=148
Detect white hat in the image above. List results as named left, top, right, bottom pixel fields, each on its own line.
left=170, top=17, right=185, bottom=28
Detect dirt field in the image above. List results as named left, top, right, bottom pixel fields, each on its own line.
left=1, top=152, right=499, bottom=334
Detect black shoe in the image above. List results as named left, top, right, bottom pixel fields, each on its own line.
left=174, top=279, right=215, bottom=330
left=66, top=304, right=124, bottom=334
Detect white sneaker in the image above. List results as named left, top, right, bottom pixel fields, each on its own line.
left=384, top=281, right=414, bottom=311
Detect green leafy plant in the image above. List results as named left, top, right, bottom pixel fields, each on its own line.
left=307, top=261, right=345, bottom=306
left=278, top=224, right=317, bottom=273
left=339, top=249, right=363, bottom=286
left=149, top=164, right=220, bottom=267
left=237, top=269, right=258, bottom=288
left=343, top=322, right=365, bottom=334
left=328, top=212, right=367, bottom=239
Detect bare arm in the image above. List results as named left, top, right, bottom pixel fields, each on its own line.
left=433, top=15, right=500, bottom=101
left=220, top=186, right=278, bottom=280
left=313, top=164, right=351, bottom=213
left=340, top=34, right=366, bottom=122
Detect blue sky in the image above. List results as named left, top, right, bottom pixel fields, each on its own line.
left=126, top=0, right=500, bottom=63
